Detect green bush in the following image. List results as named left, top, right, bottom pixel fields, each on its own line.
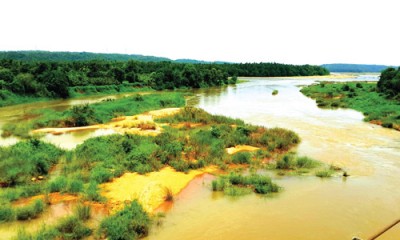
left=67, top=179, right=84, bottom=194
left=276, top=155, right=295, bottom=170
left=48, top=176, right=68, bottom=192
left=99, top=200, right=150, bottom=240
left=0, top=140, right=63, bottom=186
left=90, top=166, right=113, bottom=183
left=84, top=181, right=103, bottom=202
left=56, top=216, right=92, bottom=239
left=232, top=152, right=251, bottom=164
left=15, top=199, right=45, bottom=221
left=0, top=204, right=14, bottom=222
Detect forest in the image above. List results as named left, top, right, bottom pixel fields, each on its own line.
left=0, top=55, right=329, bottom=101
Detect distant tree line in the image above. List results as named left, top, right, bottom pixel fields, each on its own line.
left=378, top=67, right=400, bottom=99
left=0, top=58, right=329, bottom=99
left=321, top=64, right=394, bottom=73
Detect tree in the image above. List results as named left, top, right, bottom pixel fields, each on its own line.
left=39, top=70, right=70, bottom=98
left=0, top=68, right=14, bottom=83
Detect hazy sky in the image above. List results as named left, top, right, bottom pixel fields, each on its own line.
left=1, top=0, right=398, bottom=65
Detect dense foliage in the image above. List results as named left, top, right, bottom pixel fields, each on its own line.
left=301, top=82, right=400, bottom=130
left=0, top=50, right=171, bottom=62
left=377, top=67, right=400, bottom=99
left=0, top=139, right=64, bottom=186
left=0, top=54, right=328, bottom=102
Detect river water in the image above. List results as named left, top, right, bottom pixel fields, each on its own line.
left=1, top=75, right=400, bottom=239
left=146, top=75, right=400, bottom=240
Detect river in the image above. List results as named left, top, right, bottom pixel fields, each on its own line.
left=1, top=75, right=400, bottom=239
left=146, top=75, right=400, bottom=240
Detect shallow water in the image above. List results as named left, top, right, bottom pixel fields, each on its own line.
left=146, top=75, right=400, bottom=240
left=0, top=92, right=134, bottom=149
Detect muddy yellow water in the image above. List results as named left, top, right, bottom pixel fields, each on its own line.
left=1, top=74, right=400, bottom=239
left=146, top=75, right=400, bottom=240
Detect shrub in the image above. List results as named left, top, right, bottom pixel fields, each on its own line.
left=56, top=216, right=92, bottom=239
left=67, top=179, right=84, bottom=194
left=15, top=199, right=45, bottom=221
left=272, top=89, right=279, bottom=95
left=296, top=156, right=320, bottom=169
left=276, top=155, right=295, bottom=170
left=48, top=176, right=68, bottom=192
left=232, top=152, right=251, bottom=164
left=0, top=205, right=14, bottom=222
left=90, top=166, right=113, bottom=183
left=84, top=181, right=103, bottom=202
left=99, top=200, right=150, bottom=240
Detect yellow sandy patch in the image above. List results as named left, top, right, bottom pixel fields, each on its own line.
left=226, top=145, right=260, bottom=155
left=100, top=166, right=216, bottom=213
left=32, top=108, right=181, bottom=136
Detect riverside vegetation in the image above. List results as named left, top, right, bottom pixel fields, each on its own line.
left=0, top=98, right=337, bottom=239
left=0, top=54, right=328, bottom=107
left=0, top=52, right=332, bottom=239
left=301, top=81, right=400, bottom=130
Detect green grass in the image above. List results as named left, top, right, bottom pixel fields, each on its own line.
left=301, top=82, right=400, bottom=130
left=274, top=154, right=320, bottom=171
left=2, top=92, right=186, bottom=138
left=68, top=84, right=153, bottom=98
left=211, top=172, right=280, bottom=196
left=315, top=169, right=335, bottom=178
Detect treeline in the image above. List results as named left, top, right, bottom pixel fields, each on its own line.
left=378, top=67, right=400, bottom=99
left=321, top=64, right=393, bottom=73
left=225, top=63, right=329, bottom=77
left=0, top=58, right=329, bottom=99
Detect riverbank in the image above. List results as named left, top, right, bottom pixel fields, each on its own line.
left=301, top=82, right=400, bottom=130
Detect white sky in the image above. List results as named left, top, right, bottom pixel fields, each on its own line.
left=0, top=0, right=398, bottom=65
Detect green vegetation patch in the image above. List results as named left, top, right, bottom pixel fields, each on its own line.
left=2, top=92, right=185, bottom=138
left=98, top=200, right=150, bottom=240
left=0, top=139, right=64, bottom=186
left=301, top=82, right=400, bottom=130
left=212, top=172, right=280, bottom=196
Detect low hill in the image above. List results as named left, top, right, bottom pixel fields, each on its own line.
left=0, top=50, right=171, bottom=62
left=321, top=64, right=394, bottom=73
left=0, top=51, right=230, bottom=64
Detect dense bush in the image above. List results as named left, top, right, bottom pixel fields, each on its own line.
left=99, top=200, right=150, bottom=240
left=0, top=139, right=64, bottom=186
